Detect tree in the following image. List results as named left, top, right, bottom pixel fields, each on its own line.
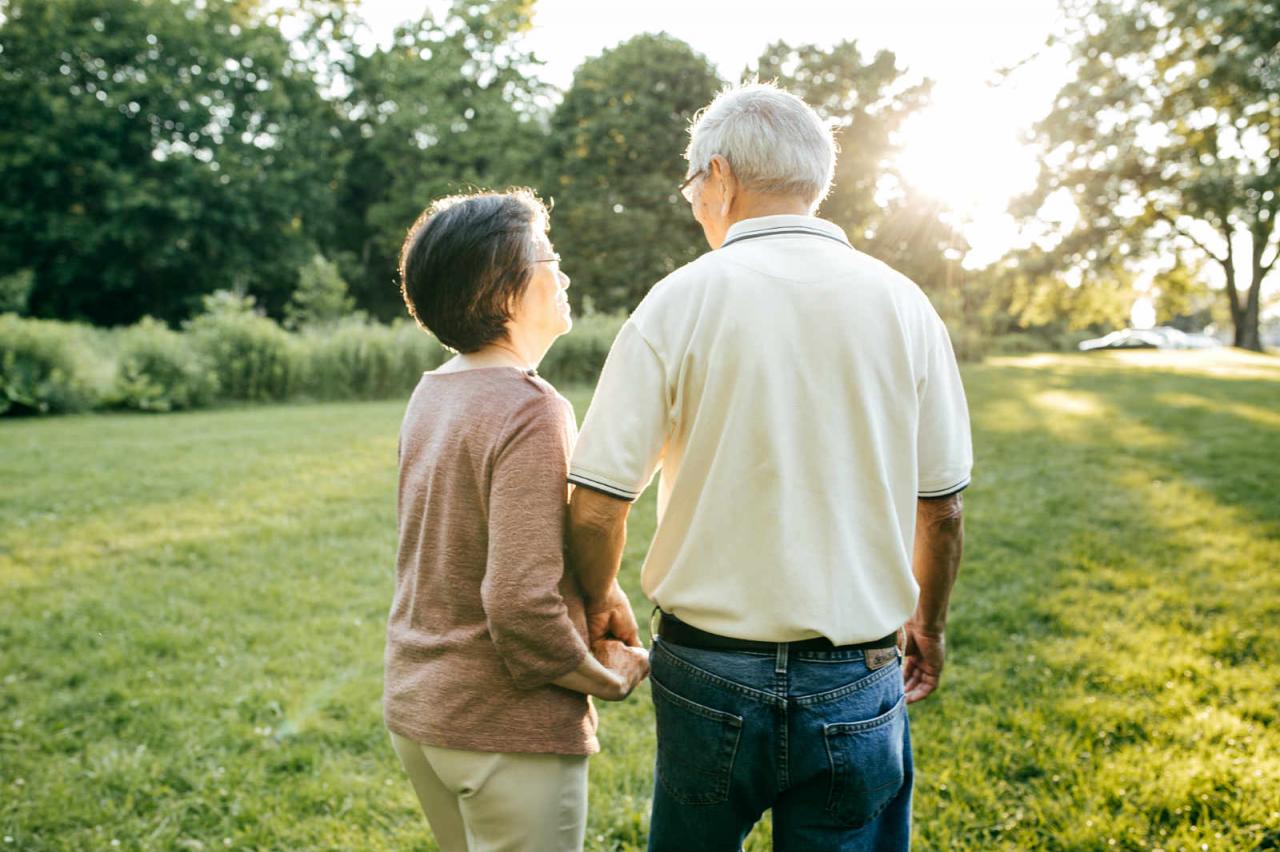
left=284, top=254, right=355, bottom=329
left=1152, top=254, right=1219, bottom=330
left=546, top=34, right=722, bottom=313
left=978, top=246, right=1136, bottom=337
left=1020, top=0, right=1280, bottom=350
left=0, top=0, right=342, bottom=325
left=0, top=268, right=34, bottom=314
left=333, top=0, right=547, bottom=320
left=751, top=41, right=967, bottom=297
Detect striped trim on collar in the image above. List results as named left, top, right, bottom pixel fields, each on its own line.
left=720, top=224, right=852, bottom=250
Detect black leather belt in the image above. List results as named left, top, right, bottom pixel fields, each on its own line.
left=656, top=611, right=898, bottom=653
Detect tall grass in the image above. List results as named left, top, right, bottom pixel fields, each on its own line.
left=0, top=311, right=626, bottom=416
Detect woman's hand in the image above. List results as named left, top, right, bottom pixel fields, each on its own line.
left=591, top=639, right=650, bottom=700
left=552, top=638, right=648, bottom=700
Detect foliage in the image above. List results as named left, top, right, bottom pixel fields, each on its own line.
left=546, top=34, right=722, bottom=313
left=753, top=42, right=967, bottom=297
left=3, top=353, right=1279, bottom=848
left=295, top=317, right=444, bottom=400
left=1021, top=0, right=1280, bottom=350
left=0, top=308, right=610, bottom=415
left=0, top=268, right=34, bottom=314
left=1152, top=255, right=1222, bottom=330
left=184, top=291, right=300, bottom=402
left=112, top=316, right=218, bottom=411
left=332, top=0, right=547, bottom=319
left=752, top=41, right=984, bottom=354
left=285, top=254, right=357, bottom=330
left=0, top=313, right=111, bottom=414
left=0, top=0, right=342, bottom=325
left=538, top=311, right=626, bottom=385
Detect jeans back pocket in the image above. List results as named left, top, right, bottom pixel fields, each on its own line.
left=822, top=693, right=907, bottom=827
left=651, top=675, right=743, bottom=805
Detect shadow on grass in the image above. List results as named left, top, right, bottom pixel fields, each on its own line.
left=911, top=353, right=1280, bottom=850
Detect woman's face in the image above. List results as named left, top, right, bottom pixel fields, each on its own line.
left=513, top=228, right=572, bottom=341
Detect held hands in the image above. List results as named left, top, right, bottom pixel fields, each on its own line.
left=901, top=621, right=945, bottom=704
left=591, top=638, right=650, bottom=701
left=585, top=581, right=641, bottom=648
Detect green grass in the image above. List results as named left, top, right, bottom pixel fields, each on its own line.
left=2, top=350, right=1278, bottom=850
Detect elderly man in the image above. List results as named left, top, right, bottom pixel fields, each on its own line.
left=566, top=83, right=971, bottom=851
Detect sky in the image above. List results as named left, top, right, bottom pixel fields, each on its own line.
left=358, top=0, right=1074, bottom=267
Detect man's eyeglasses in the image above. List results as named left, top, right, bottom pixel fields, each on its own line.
left=679, top=169, right=706, bottom=203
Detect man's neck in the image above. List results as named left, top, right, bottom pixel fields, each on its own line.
left=727, top=196, right=813, bottom=225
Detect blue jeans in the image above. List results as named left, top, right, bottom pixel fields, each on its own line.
left=647, top=638, right=912, bottom=852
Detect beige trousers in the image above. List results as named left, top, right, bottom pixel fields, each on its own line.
left=389, top=731, right=589, bottom=852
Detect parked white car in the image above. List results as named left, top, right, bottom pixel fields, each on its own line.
left=1078, top=326, right=1223, bottom=351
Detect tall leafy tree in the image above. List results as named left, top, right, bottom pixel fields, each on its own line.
left=1020, top=0, right=1280, bottom=350
left=0, top=0, right=341, bottom=324
left=333, top=0, right=547, bottom=320
left=752, top=41, right=965, bottom=296
left=546, top=34, right=722, bottom=313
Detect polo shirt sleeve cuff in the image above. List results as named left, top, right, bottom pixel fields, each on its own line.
left=918, top=474, right=970, bottom=499
left=568, top=468, right=641, bottom=502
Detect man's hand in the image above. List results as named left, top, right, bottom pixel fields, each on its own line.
left=591, top=638, right=650, bottom=700
left=585, top=582, right=641, bottom=647
left=901, top=622, right=945, bottom=703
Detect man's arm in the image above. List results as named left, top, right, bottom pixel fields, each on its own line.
left=902, top=493, right=965, bottom=703
left=566, top=486, right=641, bottom=647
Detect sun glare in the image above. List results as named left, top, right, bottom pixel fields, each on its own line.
left=892, top=88, right=1043, bottom=266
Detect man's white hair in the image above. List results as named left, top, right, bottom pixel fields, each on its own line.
left=685, top=82, right=836, bottom=208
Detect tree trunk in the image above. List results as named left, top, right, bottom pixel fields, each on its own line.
left=1230, top=292, right=1262, bottom=351
left=1219, top=228, right=1263, bottom=351
left=1241, top=221, right=1275, bottom=353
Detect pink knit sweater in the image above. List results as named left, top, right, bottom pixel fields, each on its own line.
left=383, top=367, right=598, bottom=755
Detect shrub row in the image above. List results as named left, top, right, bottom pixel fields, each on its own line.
left=0, top=309, right=629, bottom=416
left=3, top=303, right=1032, bottom=417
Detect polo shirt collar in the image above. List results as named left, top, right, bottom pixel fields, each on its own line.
left=720, top=214, right=852, bottom=249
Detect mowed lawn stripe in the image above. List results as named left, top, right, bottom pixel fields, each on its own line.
left=1, top=351, right=1277, bottom=850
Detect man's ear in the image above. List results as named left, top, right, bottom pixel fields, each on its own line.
left=710, top=155, right=736, bottom=216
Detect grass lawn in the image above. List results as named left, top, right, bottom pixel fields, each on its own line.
left=2, top=349, right=1278, bottom=850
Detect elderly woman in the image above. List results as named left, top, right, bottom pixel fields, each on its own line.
left=383, top=189, right=649, bottom=852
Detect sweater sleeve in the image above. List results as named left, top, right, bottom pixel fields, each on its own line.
left=480, top=391, right=591, bottom=689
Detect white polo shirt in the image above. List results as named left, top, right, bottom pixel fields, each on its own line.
left=569, top=214, right=972, bottom=645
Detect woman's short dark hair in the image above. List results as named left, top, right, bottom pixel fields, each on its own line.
left=398, top=189, right=549, bottom=353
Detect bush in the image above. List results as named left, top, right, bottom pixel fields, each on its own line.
left=0, top=269, right=34, bottom=314
left=297, top=318, right=445, bottom=400
left=945, top=321, right=991, bottom=363
left=184, top=292, right=300, bottom=402
left=988, top=328, right=1097, bottom=356
left=390, top=320, right=449, bottom=386
left=0, top=307, right=621, bottom=416
left=0, top=314, right=113, bottom=414
left=539, top=312, right=626, bottom=386
left=285, top=255, right=357, bottom=330
left=113, top=317, right=219, bottom=411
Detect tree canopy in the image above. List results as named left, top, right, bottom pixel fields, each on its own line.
left=2, top=0, right=1265, bottom=351
left=1021, top=0, right=1280, bottom=350
left=545, top=33, right=721, bottom=313
left=0, top=0, right=341, bottom=324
